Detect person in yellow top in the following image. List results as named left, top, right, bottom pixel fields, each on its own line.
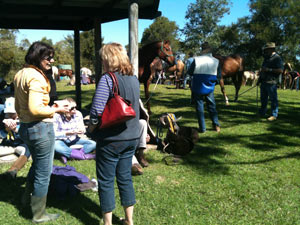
left=14, top=41, right=68, bottom=223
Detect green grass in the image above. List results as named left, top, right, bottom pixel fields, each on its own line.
left=1, top=81, right=300, bottom=225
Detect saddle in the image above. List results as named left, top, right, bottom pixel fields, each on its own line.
left=156, top=113, right=199, bottom=156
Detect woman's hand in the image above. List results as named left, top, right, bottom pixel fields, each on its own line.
left=87, top=124, right=97, bottom=134
left=3, top=119, right=17, bottom=132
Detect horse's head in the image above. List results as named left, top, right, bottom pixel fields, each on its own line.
left=158, top=40, right=175, bottom=66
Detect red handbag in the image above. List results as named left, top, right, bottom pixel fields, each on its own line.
left=99, top=72, right=136, bottom=129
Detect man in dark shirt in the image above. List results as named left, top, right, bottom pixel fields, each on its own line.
left=258, top=42, right=284, bottom=121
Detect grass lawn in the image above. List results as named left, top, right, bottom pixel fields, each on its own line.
left=1, top=81, right=300, bottom=225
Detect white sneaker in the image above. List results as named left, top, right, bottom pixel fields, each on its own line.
left=15, top=146, right=26, bottom=156
left=91, top=178, right=98, bottom=192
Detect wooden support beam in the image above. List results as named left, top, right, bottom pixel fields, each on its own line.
left=94, top=18, right=102, bottom=85
left=74, top=29, right=81, bottom=110
left=129, top=0, right=139, bottom=77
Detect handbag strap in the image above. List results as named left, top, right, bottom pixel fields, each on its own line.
left=108, top=72, right=119, bottom=94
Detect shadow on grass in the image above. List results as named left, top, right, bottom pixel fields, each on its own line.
left=0, top=174, right=124, bottom=224
left=183, top=145, right=230, bottom=175
left=229, top=151, right=300, bottom=165
left=0, top=176, right=32, bottom=219
left=47, top=192, right=100, bottom=225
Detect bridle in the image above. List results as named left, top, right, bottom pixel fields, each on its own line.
left=159, top=41, right=174, bottom=65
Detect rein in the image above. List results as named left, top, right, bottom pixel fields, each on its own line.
left=237, top=85, right=257, bottom=97
left=144, top=75, right=161, bottom=105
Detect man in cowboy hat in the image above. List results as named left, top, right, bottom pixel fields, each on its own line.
left=258, top=42, right=284, bottom=121
left=186, top=42, right=221, bottom=133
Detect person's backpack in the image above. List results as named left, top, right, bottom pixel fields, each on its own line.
left=156, top=113, right=199, bottom=156
left=1, top=131, right=23, bottom=147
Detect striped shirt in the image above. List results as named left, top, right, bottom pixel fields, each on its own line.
left=90, top=74, right=113, bottom=120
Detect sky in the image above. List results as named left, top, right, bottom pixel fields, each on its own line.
left=16, top=0, right=251, bottom=47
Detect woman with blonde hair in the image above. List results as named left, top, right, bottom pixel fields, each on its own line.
left=88, top=43, right=140, bottom=225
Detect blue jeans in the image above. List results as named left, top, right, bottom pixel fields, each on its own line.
left=0, top=104, right=4, bottom=114
left=183, top=74, right=191, bottom=89
left=96, top=139, right=138, bottom=212
left=19, top=121, right=55, bottom=197
left=55, top=138, right=96, bottom=158
left=194, top=91, right=220, bottom=132
left=259, top=82, right=278, bottom=117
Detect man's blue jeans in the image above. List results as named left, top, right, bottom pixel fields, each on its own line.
left=194, top=91, right=220, bottom=132
left=259, top=82, right=278, bottom=117
left=19, top=121, right=55, bottom=197
left=55, top=138, right=96, bottom=158
left=96, top=139, right=138, bottom=212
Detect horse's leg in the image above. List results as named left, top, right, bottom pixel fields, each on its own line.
left=242, top=75, right=247, bottom=86
left=145, top=74, right=154, bottom=115
left=233, top=72, right=243, bottom=102
left=175, top=71, right=180, bottom=89
left=288, top=74, right=293, bottom=89
left=144, top=81, right=151, bottom=115
left=283, top=75, right=287, bottom=89
left=219, top=77, right=229, bottom=106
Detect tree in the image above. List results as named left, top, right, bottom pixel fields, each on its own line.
left=80, top=30, right=103, bottom=72
left=19, top=39, right=31, bottom=51
left=141, top=16, right=180, bottom=53
left=182, top=0, right=231, bottom=53
left=54, top=35, right=74, bottom=67
left=248, top=0, right=300, bottom=69
left=40, top=37, right=53, bottom=46
left=0, top=29, right=19, bottom=80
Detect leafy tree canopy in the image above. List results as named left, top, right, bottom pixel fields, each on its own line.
left=248, top=0, right=300, bottom=68
left=182, top=0, right=231, bottom=54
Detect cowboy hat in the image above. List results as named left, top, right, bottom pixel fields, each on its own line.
left=262, top=42, right=276, bottom=50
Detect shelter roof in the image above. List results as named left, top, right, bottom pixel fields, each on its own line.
left=0, top=0, right=161, bottom=30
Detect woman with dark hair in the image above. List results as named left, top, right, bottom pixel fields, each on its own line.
left=88, top=43, right=140, bottom=225
left=14, top=41, right=68, bottom=223
left=45, top=67, right=58, bottom=106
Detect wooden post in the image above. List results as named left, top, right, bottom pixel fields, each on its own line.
left=129, top=0, right=138, bottom=78
left=94, top=17, right=102, bottom=85
left=74, top=29, right=81, bottom=110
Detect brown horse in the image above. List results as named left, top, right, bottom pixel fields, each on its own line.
left=149, top=58, right=185, bottom=88
left=281, top=62, right=293, bottom=89
left=214, top=54, right=244, bottom=105
left=139, top=40, right=175, bottom=114
left=167, top=59, right=185, bottom=88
